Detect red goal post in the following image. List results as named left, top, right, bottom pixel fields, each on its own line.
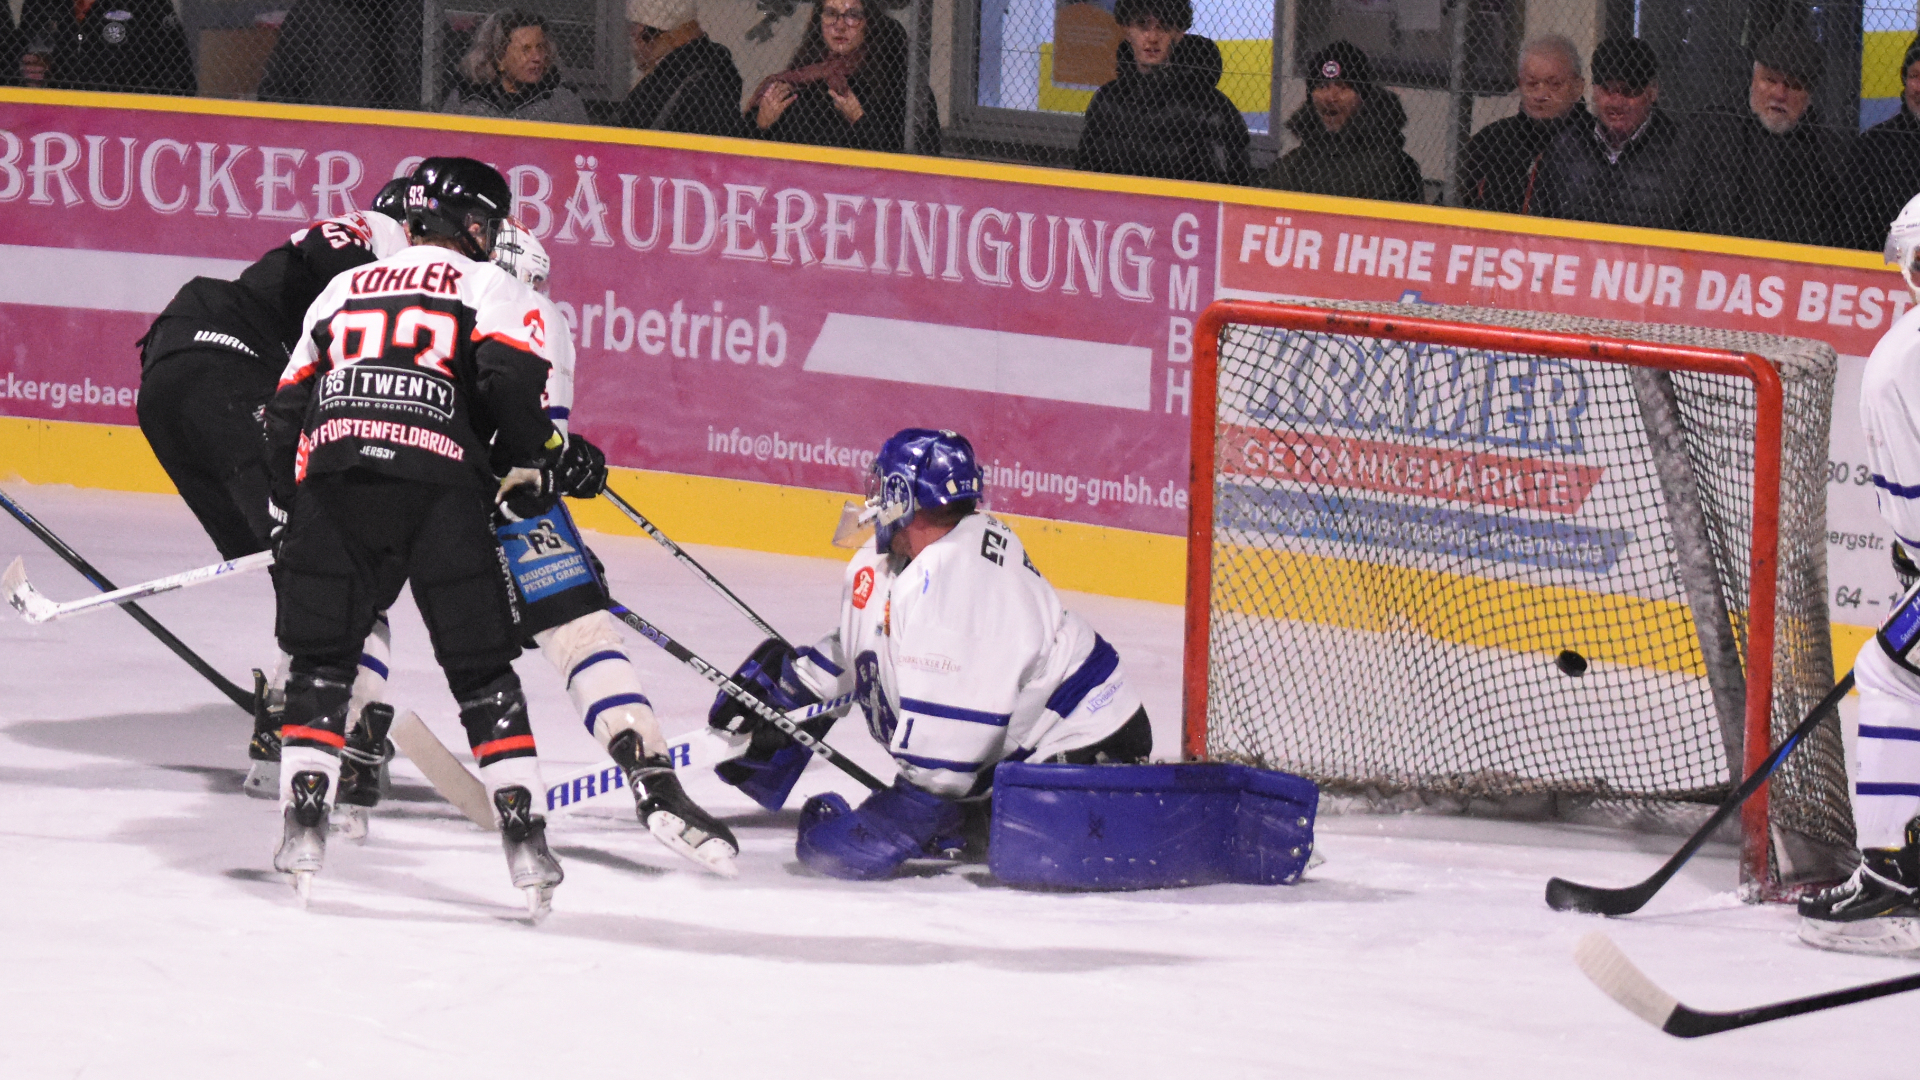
left=1182, top=299, right=1847, bottom=897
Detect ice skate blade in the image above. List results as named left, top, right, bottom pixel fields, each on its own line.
left=242, top=759, right=280, bottom=799
left=331, top=804, right=369, bottom=841
left=1799, top=915, right=1920, bottom=956
left=523, top=885, right=553, bottom=922
left=646, top=810, right=739, bottom=878
left=292, top=871, right=312, bottom=908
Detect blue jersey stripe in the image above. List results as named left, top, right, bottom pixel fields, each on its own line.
left=583, top=692, right=651, bottom=733
left=1046, top=635, right=1119, bottom=718
left=548, top=406, right=571, bottom=420
left=1857, top=781, right=1920, bottom=797
left=900, top=697, right=1011, bottom=727
left=797, top=645, right=843, bottom=678
left=358, top=653, right=389, bottom=680
left=1860, top=724, right=1920, bottom=743
left=894, top=751, right=988, bottom=773
left=568, top=649, right=626, bottom=687
left=1875, top=474, right=1920, bottom=499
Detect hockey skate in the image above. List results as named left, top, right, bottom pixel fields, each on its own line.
left=494, top=786, right=563, bottom=921
left=273, top=771, right=331, bottom=907
left=332, top=703, right=396, bottom=841
left=242, top=669, right=283, bottom=800
left=1799, top=824, right=1920, bottom=956
left=610, top=730, right=739, bottom=878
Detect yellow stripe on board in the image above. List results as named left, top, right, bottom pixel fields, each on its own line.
left=1213, top=544, right=1711, bottom=676
left=1863, top=32, right=1912, bottom=99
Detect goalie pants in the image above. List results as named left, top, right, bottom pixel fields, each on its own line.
left=137, top=347, right=278, bottom=560
left=1853, top=637, right=1920, bottom=850
left=274, top=471, right=522, bottom=698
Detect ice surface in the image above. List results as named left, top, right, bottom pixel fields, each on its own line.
left=0, top=483, right=1900, bottom=1078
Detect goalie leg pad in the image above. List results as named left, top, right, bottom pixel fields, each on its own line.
left=796, top=779, right=962, bottom=881
left=987, top=762, right=1319, bottom=890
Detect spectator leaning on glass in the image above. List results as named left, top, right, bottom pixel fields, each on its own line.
left=258, top=0, right=422, bottom=109
left=443, top=8, right=589, bottom=124
left=1846, top=38, right=1920, bottom=251
left=1529, top=37, right=1694, bottom=231
left=1267, top=41, right=1424, bottom=203
left=15, top=0, right=193, bottom=94
left=1458, top=36, right=1587, bottom=213
left=1692, top=24, right=1845, bottom=247
left=744, top=0, right=940, bottom=154
left=621, top=0, right=744, bottom=137
left=1073, top=0, right=1250, bottom=186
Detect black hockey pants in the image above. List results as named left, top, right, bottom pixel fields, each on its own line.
left=136, top=347, right=278, bottom=560
left=274, top=472, right=522, bottom=698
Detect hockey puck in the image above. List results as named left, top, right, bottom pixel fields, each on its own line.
left=1555, top=649, right=1589, bottom=677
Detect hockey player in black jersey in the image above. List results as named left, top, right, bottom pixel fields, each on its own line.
left=263, top=158, right=565, bottom=915
left=137, top=178, right=412, bottom=794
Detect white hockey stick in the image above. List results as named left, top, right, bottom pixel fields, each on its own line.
left=3, top=550, right=274, bottom=624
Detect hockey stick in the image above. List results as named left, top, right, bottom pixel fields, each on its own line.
left=1574, top=931, right=1920, bottom=1036
left=4, top=550, right=274, bottom=623
left=1545, top=670, right=1855, bottom=915
left=0, top=485, right=255, bottom=712
left=600, top=486, right=789, bottom=646
left=608, top=602, right=883, bottom=792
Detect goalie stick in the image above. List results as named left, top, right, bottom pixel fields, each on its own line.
left=1574, top=931, right=1920, bottom=1036
left=1545, top=670, right=1855, bottom=915
left=0, top=485, right=255, bottom=712
left=608, top=602, right=884, bottom=792
left=600, top=486, right=790, bottom=646
left=4, top=550, right=274, bottom=623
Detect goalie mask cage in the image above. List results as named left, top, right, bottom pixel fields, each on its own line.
left=1182, top=300, right=1850, bottom=899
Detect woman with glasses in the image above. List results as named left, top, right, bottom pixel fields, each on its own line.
left=744, top=0, right=939, bottom=153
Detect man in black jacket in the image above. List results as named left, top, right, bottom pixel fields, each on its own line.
left=1691, top=24, right=1847, bottom=246
left=1531, top=37, right=1694, bottom=231
left=621, top=0, right=745, bottom=137
left=1847, top=39, right=1920, bottom=251
left=1074, top=0, right=1250, bottom=185
left=258, top=0, right=423, bottom=109
left=15, top=0, right=193, bottom=94
left=1459, top=35, right=1588, bottom=213
left=1266, top=41, right=1424, bottom=202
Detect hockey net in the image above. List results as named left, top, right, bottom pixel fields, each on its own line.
left=1183, top=300, right=1849, bottom=898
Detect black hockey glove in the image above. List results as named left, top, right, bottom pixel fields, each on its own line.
left=496, top=463, right=559, bottom=523
left=266, top=495, right=290, bottom=559
left=709, top=636, right=819, bottom=736
left=1897, top=542, right=1919, bottom=593
left=555, top=434, right=609, bottom=499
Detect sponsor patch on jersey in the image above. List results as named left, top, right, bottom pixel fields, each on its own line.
left=898, top=652, right=960, bottom=675
left=319, top=365, right=456, bottom=420
left=851, top=565, right=874, bottom=609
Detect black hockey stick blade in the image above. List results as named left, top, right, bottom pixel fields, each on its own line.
left=1575, top=932, right=1920, bottom=1036
left=0, top=485, right=255, bottom=712
left=1545, top=669, right=1856, bottom=915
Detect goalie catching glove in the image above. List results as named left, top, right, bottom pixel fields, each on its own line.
left=708, top=637, right=838, bottom=811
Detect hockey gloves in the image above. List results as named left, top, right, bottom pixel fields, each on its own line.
left=708, top=637, right=819, bottom=736
left=555, top=434, right=609, bottom=499
left=796, top=779, right=963, bottom=881
left=266, top=495, right=290, bottom=559
left=496, top=463, right=559, bottom=523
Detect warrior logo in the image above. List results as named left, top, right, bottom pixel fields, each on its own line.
left=516, top=519, right=577, bottom=562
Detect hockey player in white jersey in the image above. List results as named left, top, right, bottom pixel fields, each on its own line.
left=1801, top=193, right=1920, bottom=952
left=708, top=428, right=1152, bottom=880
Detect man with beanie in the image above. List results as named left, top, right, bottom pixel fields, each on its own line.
left=1530, top=37, right=1695, bottom=231
left=1847, top=37, right=1920, bottom=250
left=1266, top=40, right=1425, bottom=202
left=1458, top=35, right=1588, bottom=213
left=620, top=0, right=745, bottom=137
left=1692, top=23, right=1847, bottom=246
left=1074, top=0, right=1250, bottom=185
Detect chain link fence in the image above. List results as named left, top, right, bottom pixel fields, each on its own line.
left=3, top=0, right=1917, bottom=248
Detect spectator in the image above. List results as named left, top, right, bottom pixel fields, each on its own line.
left=1458, top=35, right=1588, bottom=213
left=621, top=0, right=744, bottom=137
left=258, top=0, right=422, bottom=109
left=1266, top=41, right=1423, bottom=203
left=745, top=0, right=939, bottom=154
left=442, top=8, right=589, bottom=124
left=1847, top=38, right=1920, bottom=251
left=15, top=0, right=193, bottom=95
left=1692, top=24, right=1846, bottom=247
left=1530, top=38, right=1694, bottom=231
left=1074, top=0, right=1250, bottom=186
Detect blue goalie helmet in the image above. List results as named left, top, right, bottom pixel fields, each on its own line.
left=867, top=428, right=984, bottom=551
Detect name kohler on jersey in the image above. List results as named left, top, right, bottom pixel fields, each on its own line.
left=319, top=366, right=455, bottom=421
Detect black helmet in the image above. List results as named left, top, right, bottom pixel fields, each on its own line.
left=370, top=176, right=411, bottom=222
left=405, top=157, right=513, bottom=260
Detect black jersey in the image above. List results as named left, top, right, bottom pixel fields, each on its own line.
left=141, top=211, right=409, bottom=372
left=265, top=244, right=560, bottom=497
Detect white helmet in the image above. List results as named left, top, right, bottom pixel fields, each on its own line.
left=1886, top=192, right=1920, bottom=301
left=492, top=217, right=550, bottom=293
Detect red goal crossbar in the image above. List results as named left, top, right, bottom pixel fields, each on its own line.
left=1182, top=301, right=1786, bottom=889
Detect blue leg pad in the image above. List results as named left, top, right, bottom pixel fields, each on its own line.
left=987, top=762, right=1319, bottom=890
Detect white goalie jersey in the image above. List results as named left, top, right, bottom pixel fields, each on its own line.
left=789, top=512, right=1141, bottom=797
left=1863, top=304, right=1920, bottom=546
